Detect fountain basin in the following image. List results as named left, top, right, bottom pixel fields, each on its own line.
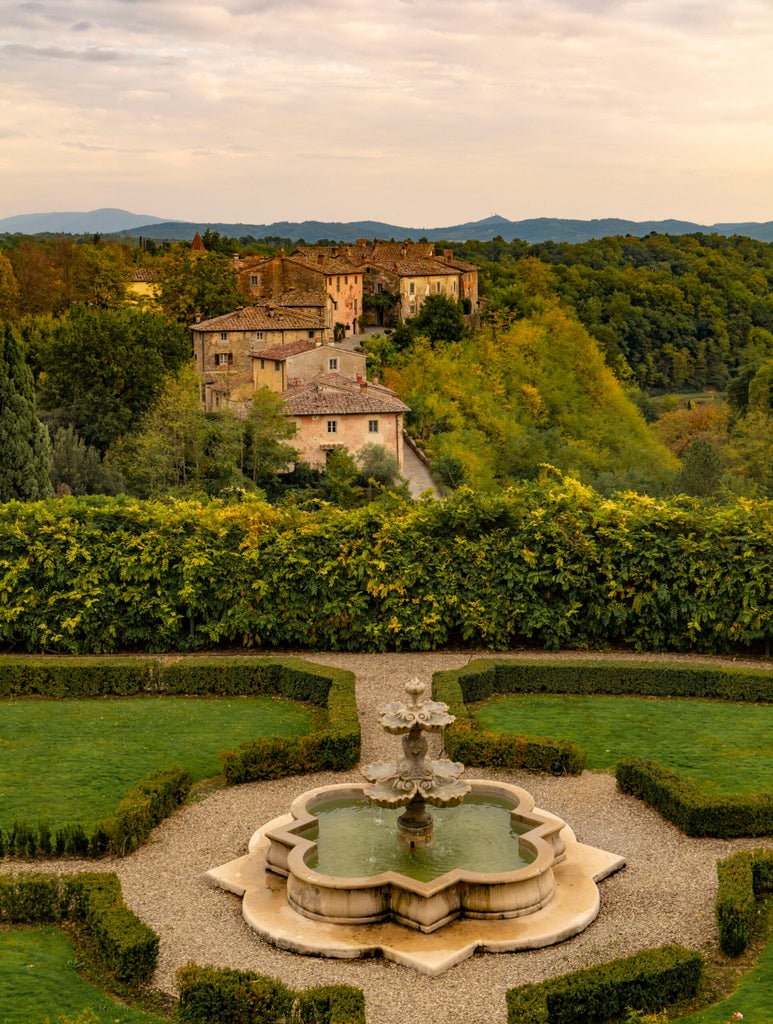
left=262, top=781, right=566, bottom=933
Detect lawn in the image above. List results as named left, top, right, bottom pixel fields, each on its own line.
left=0, top=695, right=314, bottom=831
left=0, top=927, right=169, bottom=1024
left=474, top=694, right=773, bottom=794
left=676, top=924, right=773, bottom=1023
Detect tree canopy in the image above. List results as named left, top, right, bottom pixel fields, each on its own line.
left=0, top=324, right=51, bottom=501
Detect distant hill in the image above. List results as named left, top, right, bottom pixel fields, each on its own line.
left=2, top=209, right=773, bottom=243
left=0, top=208, right=168, bottom=234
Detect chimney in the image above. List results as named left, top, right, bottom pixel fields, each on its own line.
left=356, top=373, right=363, bottom=383
left=444, top=249, right=453, bottom=261
left=372, top=372, right=379, bottom=385
left=278, top=248, right=285, bottom=258
left=317, top=254, right=324, bottom=264
left=360, top=380, right=367, bottom=393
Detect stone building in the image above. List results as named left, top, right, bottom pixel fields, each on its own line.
left=252, top=340, right=367, bottom=393
left=281, top=373, right=410, bottom=469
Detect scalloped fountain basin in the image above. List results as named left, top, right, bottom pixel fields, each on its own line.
left=264, top=781, right=566, bottom=933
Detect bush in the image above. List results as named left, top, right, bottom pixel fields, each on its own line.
left=506, top=944, right=703, bottom=1024
left=616, top=759, right=773, bottom=838
left=176, top=964, right=365, bottom=1024
left=716, top=848, right=773, bottom=955
left=0, top=871, right=158, bottom=984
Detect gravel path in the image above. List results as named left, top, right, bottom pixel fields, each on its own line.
left=9, top=651, right=773, bottom=1024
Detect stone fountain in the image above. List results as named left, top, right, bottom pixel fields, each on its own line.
left=207, top=678, right=625, bottom=974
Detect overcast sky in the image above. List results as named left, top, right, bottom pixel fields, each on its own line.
left=2, top=0, right=772, bottom=227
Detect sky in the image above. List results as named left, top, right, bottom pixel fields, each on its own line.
left=1, top=0, right=772, bottom=228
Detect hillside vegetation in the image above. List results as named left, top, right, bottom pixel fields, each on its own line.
left=389, top=305, right=677, bottom=494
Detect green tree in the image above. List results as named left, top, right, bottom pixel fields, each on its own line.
left=49, top=425, right=124, bottom=496
left=0, top=324, right=52, bottom=501
left=0, top=251, right=19, bottom=320
left=674, top=439, right=723, bottom=497
left=107, top=363, right=207, bottom=497
left=29, top=306, right=190, bottom=452
left=158, top=246, right=247, bottom=324
left=412, top=293, right=465, bottom=345
left=244, top=387, right=298, bottom=487
left=356, top=442, right=409, bottom=500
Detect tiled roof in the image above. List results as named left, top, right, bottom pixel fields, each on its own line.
left=252, top=340, right=318, bottom=361
left=369, top=242, right=436, bottom=260
left=287, top=251, right=360, bottom=275
left=362, top=256, right=462, bottom=278
left=191, top=305, right=324, bottom=332
left=130, top=267, right=158, bottom=282
left=282, top=373, right=410, bottom=416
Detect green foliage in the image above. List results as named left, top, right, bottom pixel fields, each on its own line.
left=3, top=484, right=773, bottom=655
left=616, top=759, right=773, bottom=838
left=0, top=323, right=52, bottom=501
left=244, top=386, right=298, bottom=488
left=158, top=245, right=247, bottom=324
left=94, top=766, right=192, bottom=856
left=393, top=308, right=678, bottom=494
left=715, top=848, right=773, bottom=956
left=675, top=439, right=723, bottom=497
left=0, top=872, right=159, bottom=984
left=50, top=425, right=125, bottom=496
left=25, top=305, right=190, bottom=453
left=506, top=945, right=703, bottom=1024
left=176, top=964, right=366, bottom=1024
left=411, top=292, right=466, bottom=345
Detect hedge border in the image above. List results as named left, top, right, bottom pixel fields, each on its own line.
left=716, top=848, right=773, bottom=955
left=505, top=944, right=703, bottom=1024
left=176, top=963, right=366, bottom=1024
left=435, top=658, right=772, bottom=835
left=0, top=656, right=359, bottom=856
left=0, top=871, right=158, bottom=983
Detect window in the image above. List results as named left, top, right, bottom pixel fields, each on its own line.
left=327, top=420, right=338, bottom=434
left=368, top=419, right=379, bottom=433
left=377, top=282, right=384, bottom=293
left=409, top=281, right=415, bottom=295
left=250, top=275, right=258, bottom=286
left=436, top=282, right=441, bottom=293
left=354, top=299, right=358, bottom=314
left=308, top=330, right=315, bottom=339
left=217, top=352, right=232, bottom=366
left=344, top=276, right=348, bottom=284
left=220, top=331, right=228, bottom=341
left=255, top=331, right=264, bottom=340
left=336, top=276, right=341, bottom=292
left=333, top=300, right=338, bottom=310
left=328, top=357, right=338, bottom=371
left=409, top=303, right=416, bottom=315
left=260, top=358, right=265, bottom=369
left=274, top=361, right=281, bottom=372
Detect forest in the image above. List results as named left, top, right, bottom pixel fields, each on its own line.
left=1, top=228, right=773, bottom=503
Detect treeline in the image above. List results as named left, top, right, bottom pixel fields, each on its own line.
left=1, top=483, right=771, bottom=655
left=447, top=232, right=773, bottom=393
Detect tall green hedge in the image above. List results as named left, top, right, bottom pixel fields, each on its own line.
left=3, top=485, right=773, bottom=654
left=716, top=849, right=773, bottom=955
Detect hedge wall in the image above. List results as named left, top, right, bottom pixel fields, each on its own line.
left=3, top=485, right=773, bottom=654
left=506, top=944, right=703, bottom=1024
left=0, top=871, right=158, bottom=983
left=0, top=656, right=359, bottom=854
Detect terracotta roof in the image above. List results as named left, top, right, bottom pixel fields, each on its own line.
left=287, top=251, right=360, bottom=275
left=251, top=340, right=318, bottom=361
left=369, top=242, right=436, bottom=260
left=281, top=373, right=410, bottom=417
left=191, top=305, right=324, bottom=332
left=130, top=267, right=158, bottom=282
left=361, top=256, right=462, bottom=278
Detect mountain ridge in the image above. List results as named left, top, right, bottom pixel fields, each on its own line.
left=2, top=209, right=773, bottom=243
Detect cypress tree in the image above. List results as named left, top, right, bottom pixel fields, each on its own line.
left=0, top=323, right=52, bottom=501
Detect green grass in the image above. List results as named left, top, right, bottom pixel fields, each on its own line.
left=0, top=695, right=314, bottom=831
left=676, top=927, right=773, bottom=1023
left=0, top=927, right=168, bottom=1024
left=474, top=695, right=773, bottom=794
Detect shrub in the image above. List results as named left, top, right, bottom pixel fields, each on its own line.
left=716, top=848, right=773, bottom=955
left=616, top=759, right=773, bottom=838
left=506, top=944, right=703, bottom=1024
left=0, top=871, right=158, bottom=984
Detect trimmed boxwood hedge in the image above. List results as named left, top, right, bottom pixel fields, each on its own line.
left=716, top=848, right=773, bottom=955
left=176, top=963, right=366, bottom=1024
left=0, top=871, right=158, bottom=983
left=616, top=758, right=773, bottom=838
left=0, top=656, right=359, bottom=856
left=506, top=944, right=703, bottom=1024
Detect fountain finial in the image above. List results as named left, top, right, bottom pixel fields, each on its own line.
left=362, top=678, right=470, bottom=843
